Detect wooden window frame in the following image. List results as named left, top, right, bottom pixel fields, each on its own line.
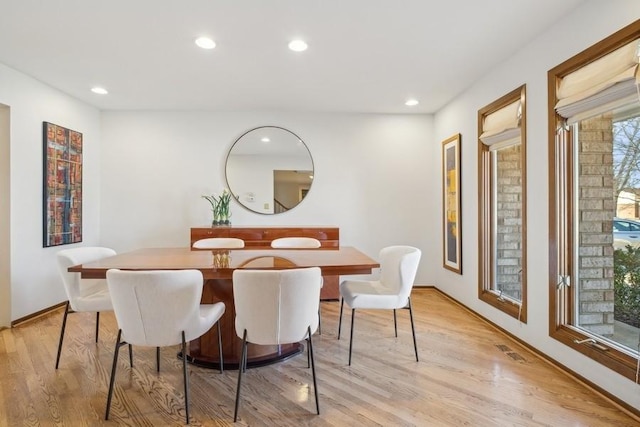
left=548, top=19, right=640, bottom=381
left=478, top=85, right=528, bottom=322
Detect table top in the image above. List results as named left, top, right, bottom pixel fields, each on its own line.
left=69, top=246, right=380, bottom=279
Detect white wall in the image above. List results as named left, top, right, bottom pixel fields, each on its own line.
left=100, top=112, right=435, bottom=283
left=433, top=0, right=640, bottom=410
left=0, top=63, right=101, bottom=320
left=0, top=105, right=10, bottom=327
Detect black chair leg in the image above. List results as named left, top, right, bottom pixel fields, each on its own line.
left=105, top=329, right=123, bottom=420
left=217, top=321, right=224, bottom=374
left=318, top=307, right=322, bottom=335
left=129, top=344, right=133, bottom=367
left=393, top=309, right=398, bottom=337
left=348, top=309, right=355, bottom=366
left=308, top=326, right=320, bottom=415
left=181, top=331, right=190, bottom=424
left=156, top=347, right=160, bottom=372
left=95, top=312, right=100, bottom=342
left=55, top=301, right=70, bottom=369
left=234, top=330, right=248, bottom=422
left=337, top=298, right=344, bottom=339
left=408, top=297, right=419, bottom=362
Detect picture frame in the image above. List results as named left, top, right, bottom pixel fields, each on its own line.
left=442, top=133, right=462, bottom=274
left=43, top=122, right=83, bottom=247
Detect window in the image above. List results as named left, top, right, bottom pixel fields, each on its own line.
left=549, top=20, right=640, bottom=381
left=478, top=85, right=527, bottom=322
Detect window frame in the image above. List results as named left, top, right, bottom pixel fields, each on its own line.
left=548, top=19, right=640, bottom=381
left=478, top=85, right=528, bottom=322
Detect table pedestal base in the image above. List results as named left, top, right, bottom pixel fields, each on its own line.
left=180, top=342, right=303, bottom=370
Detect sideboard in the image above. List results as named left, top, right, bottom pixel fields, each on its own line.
left=190, top=226, right=340, bottom=299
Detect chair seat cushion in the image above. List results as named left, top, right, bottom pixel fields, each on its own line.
left=340, top=279, right=407, bottom=310
left=73, top=286, right=113, bottom=312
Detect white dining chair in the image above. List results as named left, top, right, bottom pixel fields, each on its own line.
left=270, top=237, right=321, bottom=248
left=338, top=245, right=421, bottom=365
left=55, top=246, right=117, bottom=369
left=192, top=237, right=245, bottom=249
left=232, top=267, right=323, bottom=422
left=270, top=236, right=324, bottom=333
left=104, top=269, right=225, bottom=424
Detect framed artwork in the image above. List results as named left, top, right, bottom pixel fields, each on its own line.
left=442, top=133, right=462, bottom=274
left=43, top=122, right=83, bottom=247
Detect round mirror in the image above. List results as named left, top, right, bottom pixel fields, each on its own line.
left=225, top=126, right=314, bottom=214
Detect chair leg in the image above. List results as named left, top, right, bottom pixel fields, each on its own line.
left=105, top=329, right=123, bottom=420
left=95, top=312, right=100, bottom=343
left=337, top=298, right=344, bottom=339
left=55, top=301, right=70, bottom=369
left=181, top=331, right=190, bottom=424
left=156, top=347, right=160, bottom=372
left=348, top=309, right=355, bottom=366
left=129, top=344, right=133, bottom=367
left=217, top=321, right=224, bottom=374
left=307, top=326, right=320, bottom=415
left=318, top=306, right=322, bottom=335
left=234, top=330, right=248, bottom=422
left=393, top=309, right=398, bottom=337
left=408, top=297, right=419, bottom=362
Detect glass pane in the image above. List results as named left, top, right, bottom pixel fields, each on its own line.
left=493, top=143, right=523, bottom=301
left=574, top=107, right=640, bottom=352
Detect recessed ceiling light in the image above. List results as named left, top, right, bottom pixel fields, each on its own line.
left=288, top=40, right=308, bottom=52
left=405, top=99, right=419, bottom=106
left=91, top=87, right=108, bottom=95
left=195, top=37, right=216, bottom=49
left=261, top=137, right=270, bottom=142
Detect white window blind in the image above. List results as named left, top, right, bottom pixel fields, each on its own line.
left=480, top=100, right=521, bottom=147
left=555, top=39, right=640, bottom=124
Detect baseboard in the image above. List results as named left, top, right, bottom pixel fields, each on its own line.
left=430, top=288, right=640, bottom=421
left=11, top=301, right=67, bottom=327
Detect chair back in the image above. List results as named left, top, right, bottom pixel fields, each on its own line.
left=192, top=237, right=245, bottom=249
left=233, top=267, right=322, bottom=345
left=56, top=247, right=116, bottom=310
left=271, top=237, right=321, bottom=249
left=106, top=269, right=206, bottom=347
left=379, top=246, right=421, bottom=301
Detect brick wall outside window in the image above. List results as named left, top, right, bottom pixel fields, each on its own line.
left=495, top=144, right=523, bottom=300
left=577, top=115, right=615, bottom=336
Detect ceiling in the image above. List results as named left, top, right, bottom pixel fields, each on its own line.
left=0, top=0, right=585, bottom=114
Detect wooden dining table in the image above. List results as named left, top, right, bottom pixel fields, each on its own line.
left=69, top=246, right=379, bottom=369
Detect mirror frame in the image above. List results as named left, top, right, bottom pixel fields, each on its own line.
left=224, top=126, right=314, bottom=215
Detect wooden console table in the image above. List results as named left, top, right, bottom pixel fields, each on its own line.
left=190, top=226, right=340, bottom=299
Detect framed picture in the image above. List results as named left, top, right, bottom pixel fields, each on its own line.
left=442, top=133, right=462, bottom=274
left=43, top=122, right=83, bottom=247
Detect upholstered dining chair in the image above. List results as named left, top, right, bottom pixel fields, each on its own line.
left=338, top=245, right=421, bottom=365
left=55, top=246, right=117, bottom=369
left=192, top=237, right=245, bottom=249
left=232, top=267, right=323, bottom=422
left=104, top=269, right=225, bottom=424
left=270, top=237, right=321, bottom=248
left=270, top=236, right=324, bottom=333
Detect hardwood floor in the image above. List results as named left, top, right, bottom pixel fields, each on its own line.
left=1, top=288, right=637, bottom=426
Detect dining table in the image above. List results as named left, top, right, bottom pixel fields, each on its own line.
left=69, top=246, right=379, bottom=369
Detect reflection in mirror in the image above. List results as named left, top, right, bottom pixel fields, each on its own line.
left=225, top=126, right=314, bottom=214
left=478, top=85, right=527, bottom=322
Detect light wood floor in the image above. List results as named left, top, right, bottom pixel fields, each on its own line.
left=1, top=288, right=638, bottom=426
